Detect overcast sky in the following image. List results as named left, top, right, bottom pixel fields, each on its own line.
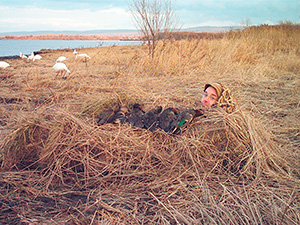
left=0, top=0, right=298, bottom=32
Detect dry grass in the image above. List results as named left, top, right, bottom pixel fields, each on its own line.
left=0, top=25, right=299, bottom=224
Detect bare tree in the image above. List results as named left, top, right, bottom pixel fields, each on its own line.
left=129, top=0, right=177, bottom=58
left=241, top=17, right=251, bottom=27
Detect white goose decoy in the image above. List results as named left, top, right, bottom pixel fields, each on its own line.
left=56, top=56, right=67, bottom=62
left=75, top=53, right=91, bottom=60
left=32, top=54, right=42, bottom=62
left=0, top=61, right=10, bottom=69
left=52, top=62, right=70, bottom=79
left=19, top=52, right=27, bottom=59
left=27, top=52, right=34, bottom=61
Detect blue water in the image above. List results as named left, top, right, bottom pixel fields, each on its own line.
left=0, top=40, right=142, bottom=57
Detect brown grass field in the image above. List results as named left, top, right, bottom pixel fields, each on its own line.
left=0, top=25, right=299, bottom=224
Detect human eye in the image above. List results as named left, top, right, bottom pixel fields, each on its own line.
left=210, top=96, right=216, bottom=101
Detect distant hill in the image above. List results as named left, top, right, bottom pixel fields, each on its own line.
left=182, top=26, right=242, bottom=33
left=0, top=26, right=243, bottom=36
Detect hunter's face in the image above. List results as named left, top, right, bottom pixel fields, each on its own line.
left=201, top=86, right=218, bottom=108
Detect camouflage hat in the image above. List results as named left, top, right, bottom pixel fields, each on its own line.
left=216, top=85, right=237, bottom=113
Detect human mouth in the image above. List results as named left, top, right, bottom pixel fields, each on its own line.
left=201, top=102, right=208, bottom=107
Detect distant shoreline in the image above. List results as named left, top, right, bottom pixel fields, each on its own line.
left=0, top=26, right=242, bottom=41
left=0, top=34, right=143, bottom=41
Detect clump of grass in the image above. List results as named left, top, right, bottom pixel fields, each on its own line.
left=1, top=118, right=49, bottom=169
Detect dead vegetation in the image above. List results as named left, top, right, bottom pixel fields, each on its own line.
left=0, top=25, right=299, bottom=224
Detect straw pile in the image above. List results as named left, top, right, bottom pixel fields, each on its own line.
left=0, top=24, right=299, bottom=224
left=1, top=105, right=298, bottom=224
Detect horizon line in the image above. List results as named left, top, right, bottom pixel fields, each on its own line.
left=0, top=25, right=243, bottom=35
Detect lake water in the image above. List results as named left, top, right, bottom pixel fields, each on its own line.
left=0, top=40, right=143, bottom=57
